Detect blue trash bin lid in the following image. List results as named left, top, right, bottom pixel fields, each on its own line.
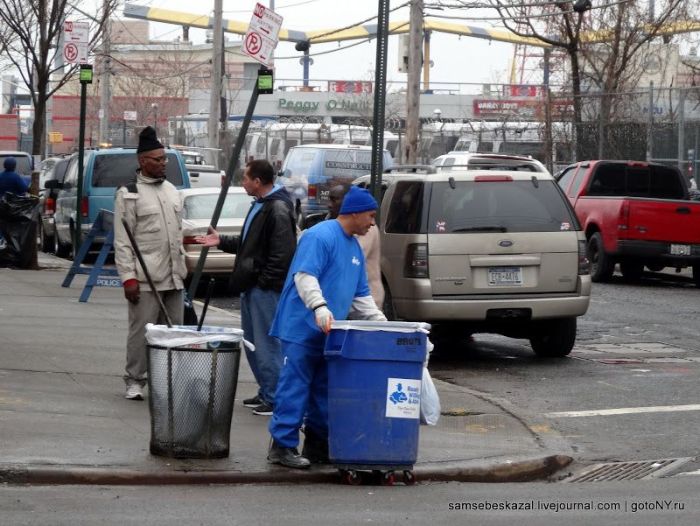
left=329, top=320, right=431, bottom=333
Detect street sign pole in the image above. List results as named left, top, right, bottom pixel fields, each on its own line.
left=188, top=3, right=282, bottom=298
left=188, top=73, right=263, bottom=298
left=75, top=65, right=93, bottom=255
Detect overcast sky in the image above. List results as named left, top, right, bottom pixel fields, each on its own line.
left=133, top=0, right=518, bottom=91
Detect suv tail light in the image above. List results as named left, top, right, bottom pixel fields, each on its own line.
left=45, top=197, right=56, bottom=215
left=578, top=239, right=590, bottom=275
left=80, top=196, right=89, bottom=218
left=308, top=184, right=317, bottom=199
left=404, top=243, right=429, bottom=278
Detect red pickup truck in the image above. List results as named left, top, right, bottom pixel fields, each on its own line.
left=556, top=160, right=700, bottom=285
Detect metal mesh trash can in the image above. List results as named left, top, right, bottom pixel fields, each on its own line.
left=145, top=324, right=243, bottom=459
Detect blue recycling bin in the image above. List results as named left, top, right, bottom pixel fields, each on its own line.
left=324, top=321, right=430, bottom=467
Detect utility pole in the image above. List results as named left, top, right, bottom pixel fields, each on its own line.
left=678, top=87, right=686, bottom=172
left=405, top=0, right=423, bottom=164
left=208, top=0, right=224, bottom=150
left=99, top=1, right=111, bottom=145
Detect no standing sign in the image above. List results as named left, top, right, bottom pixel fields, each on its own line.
left=242, top=3, right=283, bottom=67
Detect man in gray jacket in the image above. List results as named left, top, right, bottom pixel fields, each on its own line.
left=114, top=126, right=187, bottom=400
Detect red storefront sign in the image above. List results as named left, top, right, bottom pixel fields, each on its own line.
left=473, top=98, right=574, bottom=119
left=328, top=81, right=373, bottom=94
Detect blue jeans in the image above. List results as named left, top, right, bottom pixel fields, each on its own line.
left=240, top=287, right=283, bottom=405
left=268, top=340, right=328, bottom=448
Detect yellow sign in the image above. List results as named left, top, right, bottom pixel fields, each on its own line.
left=48, top=132, right=64, bottom=143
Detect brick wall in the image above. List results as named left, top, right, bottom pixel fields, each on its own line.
left=0, top=114, right=18, bottom=150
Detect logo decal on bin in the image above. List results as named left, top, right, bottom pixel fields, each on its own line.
left=385, top=377, right=421, bottom=419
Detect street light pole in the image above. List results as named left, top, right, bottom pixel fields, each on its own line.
left=208, top=0, right=224, bottom=150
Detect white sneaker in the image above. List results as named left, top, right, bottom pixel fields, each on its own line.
left=125, top=384, right=144, bottom=400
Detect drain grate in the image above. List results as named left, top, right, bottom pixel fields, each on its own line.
left=566, top=458, right=692, bottom=482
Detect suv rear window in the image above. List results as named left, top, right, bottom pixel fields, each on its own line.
left=386, top=181, right=427, bottom=234
left=92, top=153, right=183, bottom=187
left=427, top=180, right=577, bottom=233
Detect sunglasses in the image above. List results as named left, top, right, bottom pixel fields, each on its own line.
left=144, top=155, right=168, bottom=164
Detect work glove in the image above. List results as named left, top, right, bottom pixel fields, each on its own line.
left=314, top=305, right=334, bottom=334
left=123, top=279, right=140, bottom=304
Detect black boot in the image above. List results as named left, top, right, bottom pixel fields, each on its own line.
left=301, top=427, right=329, bottom=464
left=267, top=441, right=311, bottom=469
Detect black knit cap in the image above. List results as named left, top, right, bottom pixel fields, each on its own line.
left=137, top=126, right=164, bottom=153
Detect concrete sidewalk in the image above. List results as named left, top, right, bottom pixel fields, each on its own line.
left=0, top=255, right=573, bottom=485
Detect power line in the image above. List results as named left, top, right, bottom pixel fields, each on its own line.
left=426, top=0, right=633, bottom=21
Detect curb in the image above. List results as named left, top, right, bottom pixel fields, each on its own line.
left=0, top=455, right=571, bottom=486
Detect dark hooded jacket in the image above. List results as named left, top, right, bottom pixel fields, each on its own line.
left=219, top=186, right=296, bottom=294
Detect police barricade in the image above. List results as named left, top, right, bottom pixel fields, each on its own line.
left=62, top=209, right=121, bottom=302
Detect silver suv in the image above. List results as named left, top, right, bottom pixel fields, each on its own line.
left=360, top=166, right=591, bottom=357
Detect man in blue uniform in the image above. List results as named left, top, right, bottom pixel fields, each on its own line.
left=0, top=157, right=29, bottom=199
left=267, top=186, right=387, bottom=469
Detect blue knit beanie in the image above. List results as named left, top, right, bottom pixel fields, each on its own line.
left=3, top=157, right=16, bottom=171
left=339, top=186, right=378, bottom=215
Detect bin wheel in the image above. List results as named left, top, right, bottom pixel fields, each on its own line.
left=341, top=469, right=361, bottom=485
left=381, top=471, right=396, bottom=486
left=403, top=470, right=416, bottom=485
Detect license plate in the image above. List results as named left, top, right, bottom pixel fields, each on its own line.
left=488, top=266, right=523, bottom=286
left=670, top=244, right=691, bottom=256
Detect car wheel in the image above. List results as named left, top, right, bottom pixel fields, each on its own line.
left=529, top=318, right=577, bottom=358
left=41, top=224, right=55, bottom=254
left=587, top=232, right=614, bottom=282
left=430, top=324, right=473, bottom=358
left=620, top=262, right=644, bottom=281
left=54, top=230, right=70, bottom=258
left=693, top=264, right=700, bottom=288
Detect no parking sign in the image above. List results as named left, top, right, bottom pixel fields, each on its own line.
left=242, top=3, right=283, bottom=67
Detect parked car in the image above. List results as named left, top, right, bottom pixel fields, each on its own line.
left=187, top=164, right=225, bottom=188
left=556, top=160, right=700, bottom=285
left=431, top=152, right=548, bottom=173
left=47, top=148, right=190, bottom=258
left=363, top=166, right=591, bottom=357
left=38, top=156, right=71, bottom=253
left=180, top=186, right=252, bottom=276
left=277, top=143, right=393, bottom=224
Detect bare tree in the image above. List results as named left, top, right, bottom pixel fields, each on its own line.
left=439, top=0, right=689, bottom=157
left=0, top=0, right=118, bottom=156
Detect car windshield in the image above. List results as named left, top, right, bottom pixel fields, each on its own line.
left=92, top=153, right=183, bottom=187
left=428, top=179, right=577, bottom=233
left=183, top=192, right=252, bottom=220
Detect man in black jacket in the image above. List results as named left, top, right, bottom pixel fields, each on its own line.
left=196, top=160, right=296, bottom=415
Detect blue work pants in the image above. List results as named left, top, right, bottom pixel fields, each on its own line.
left=240, top=287, right=283, bottom=405
left=268, top=340, right=328, bottom=448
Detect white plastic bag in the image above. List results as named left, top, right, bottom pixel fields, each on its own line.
left=420, top=367, right=440, bottom=426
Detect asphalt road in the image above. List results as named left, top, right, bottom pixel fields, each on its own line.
left=3, top=476, right=700, bottom=526
left=429, top=268, right=700, bottom=466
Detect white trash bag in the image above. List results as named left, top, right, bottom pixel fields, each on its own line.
left=420, top=337, right=440, bottom=425
left=420, top=367, right=440, bottom=425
